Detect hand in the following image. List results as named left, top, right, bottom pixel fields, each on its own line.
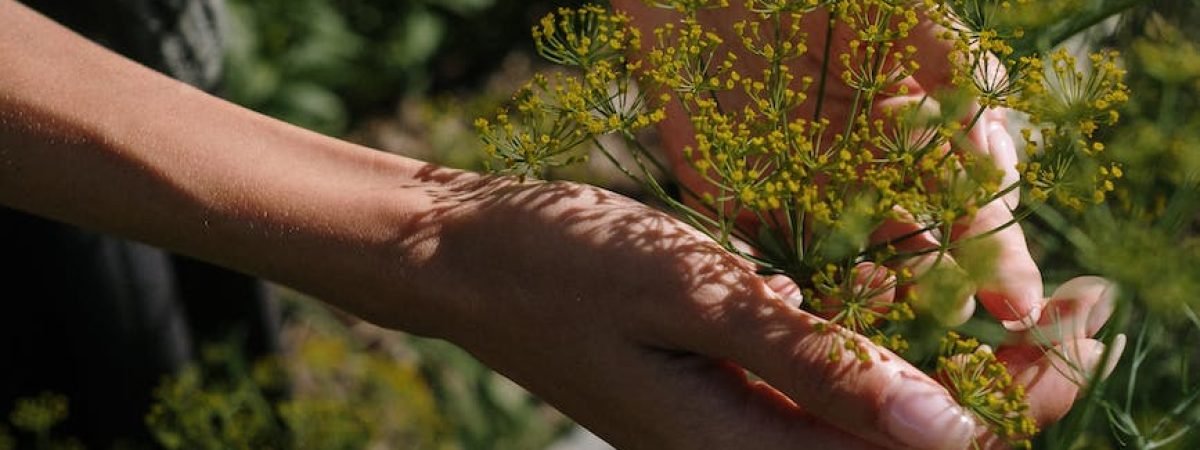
left=995, top=276, right=1125, bottom=432
left=595, top=2, right=1121, bottom=447
left=379, top=168, right=1118, bottom=450
left=613, top=0, right=1041, bottom=328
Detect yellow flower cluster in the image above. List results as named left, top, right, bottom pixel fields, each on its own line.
left=478, top=2, right=1130, bottom=443
left=1014, top=49, right=1129, bottom=208
left=533, top=4, right=642, bottom=69
left=747, top=0, right=821, bottom=14
left=1017, top=50, right=1128, bottom=136
left=478, top=6, right=666, bottom=178
left=646, top=0, right=731, bottom=12
left=810, top=263, right=916, bottom=353
left=939, top=332, right=1038, bottom=449
left=930, top=0, right=1028, bottom=106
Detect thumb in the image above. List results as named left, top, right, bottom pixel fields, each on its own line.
left=690, top=280, right=978, bottom=450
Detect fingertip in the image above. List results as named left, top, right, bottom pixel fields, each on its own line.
left=1088, top=284, right=1119, bottom=337
left=1050, top=276, right=1115, bottom=301
left=906, top=254, right=977, bottom=326
left=880, top=377, right=976, bottom=450
left=853, top=262, right=897, bottom=307
left=1102, top=334, right=1127, bottom=381
left=958, top=201, right=1043, bottom=324
left=1052, top=276, right=1118, bottom=338
left=1012, top=339, right=1106, bottom=425
left=943, top=295, right=976, bottom=327
left=977, top=283, right=1042, bottom=328
left=1000, top=300, right=1042, bottom=332
left=766, top=274, right=805, bottom=308
left=1015, top=276, right=1117, bottom=342
left=979, top=245, right=1044, bottom=325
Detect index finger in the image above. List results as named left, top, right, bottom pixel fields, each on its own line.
left=672, top=276, right=979, bottom=450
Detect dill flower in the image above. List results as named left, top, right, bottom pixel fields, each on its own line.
left=939, top=332, right=1038, bottom=449
left=477, top=1, right=1132, bottom=443
left=533, top=5, right=641, bottom=69
left=1014, top=48, right=1129, bottom=208
left=479, top=6, right=665, bottom=178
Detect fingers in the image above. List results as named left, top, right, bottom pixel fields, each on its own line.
left=570, top=344, right=886, bottom=449
left=869, top=94, right=1033, bottom=328
left=907, top=253, right=978, bottom=326
left=1012, top=276, right=1118, bottom=345
left=969, top=334, right=1124, bottom=450
left=766, top=274, right=806, bottom=307
left=870, top=209, right=976, bottom=326
left=951, top=198, right=1044, bottom=326
left=992, top=276, right=1125, bottom=429
left=503, top=321, right=884, bottom=449
left=984, top=117, right=1021, bottom=210
left=994, top=335, right=1125, bottom=427
left=686, top=281, right=978, bottom=450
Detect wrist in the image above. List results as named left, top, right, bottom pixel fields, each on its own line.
left=359, top=169, right=525, bottom=341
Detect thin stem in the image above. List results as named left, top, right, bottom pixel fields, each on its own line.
left=812, top=13, right=837, bottom=122
left=1033, top=0, right=1142, bottom=53
left=884, top=206, right=1036, bottom=261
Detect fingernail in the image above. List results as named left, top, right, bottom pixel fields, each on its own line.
left=786, top=291, right=805, bottom=307
left=1002, top=301, right=1043, bottom=332
left=766, top=276, right=805, bottom=307
left=1102, top=334, right=1127, bottom=381
left=986, top=123, right=1011, bottom=156
left=986, top=122, right=1007, bottom=140
left=883, top=383, right=975, bottom=450
left=1056, top=341, right=1106, bottom=387
left=1085, top=282, right=1119, bottom=337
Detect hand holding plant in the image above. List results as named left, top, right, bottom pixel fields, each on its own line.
left=477, top=0, right=1132, bottom=447
left=416, top=171, right=1116, bottom=450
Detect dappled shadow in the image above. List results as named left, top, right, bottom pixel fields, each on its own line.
left=385, top=164, right=902, bottom=423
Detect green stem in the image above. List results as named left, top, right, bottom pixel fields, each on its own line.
left=1030, top=0, right=1141, bottom=53
left=884, top=206, right=1036, bottom=261
left=812, top=13, right=837, bottom=122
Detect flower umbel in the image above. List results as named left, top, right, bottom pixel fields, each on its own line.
left=478, top=1, right=1131, bottom=445
left=939, top=332, right=1038, bottom=449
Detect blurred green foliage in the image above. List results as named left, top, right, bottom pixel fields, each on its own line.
left=1, top=392, right=81, bottom=450
left=1025, top=1, right=1200, bottom=448
left=221, top=0, right=581, bottom=136
left=140, top=291, right=571, bottom=450
left=222, top=0, right=485, bottom=134
left=145, top=320, right=447, bottom=449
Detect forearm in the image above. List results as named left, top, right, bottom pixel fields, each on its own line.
left=0, top=0, right=460, bottom=333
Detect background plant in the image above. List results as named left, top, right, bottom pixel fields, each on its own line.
left=1025, top=1, right=1200, bottom=448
